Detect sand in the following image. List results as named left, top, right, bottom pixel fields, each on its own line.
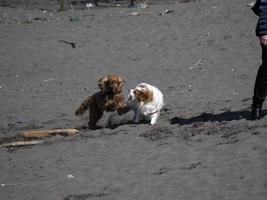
left=0, top=0, right=267, bottom=199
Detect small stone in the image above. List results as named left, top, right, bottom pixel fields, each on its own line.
left=67, top=174, right=74, bottom=179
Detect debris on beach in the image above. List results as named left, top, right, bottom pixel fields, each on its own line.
left=188, top=59, right=203, bottom=71
left=232, top=90, right=240, bottom=96
left=67, top=174, right=74, bottom=179
left=59, top=40, right=77, bottom=48
left=159, top=9, right=174, bottom=16
left=20, top=129, right=79, bottom=139
left=130, top=11, right=140, bottom=16
left=43, top=78, right=54, bottom=83
left=0, top=140, right=44, bottom=148
left=0, top=128, right=79, bottom=148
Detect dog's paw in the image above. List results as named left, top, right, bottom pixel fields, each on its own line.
left=117, top=105, right=131, bottom=115
left=104, top=103, right=117, bottom=112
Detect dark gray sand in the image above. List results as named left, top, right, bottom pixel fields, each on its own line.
left=0, top=0, right=267, bottom=199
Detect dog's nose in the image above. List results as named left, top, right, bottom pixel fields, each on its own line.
left=128, top=90, right=130, bottom=92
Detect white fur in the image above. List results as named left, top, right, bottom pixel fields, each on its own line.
left=126, top=83, right=164, bottom=125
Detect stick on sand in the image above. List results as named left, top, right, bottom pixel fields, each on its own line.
left=0, top=140, right=44, bottom=148
left=20, top=129, right=79, bottom=139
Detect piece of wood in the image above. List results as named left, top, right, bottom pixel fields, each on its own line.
left=20, top=129, right=79, bottom=139
left=0, top=140, right=44, bottom=148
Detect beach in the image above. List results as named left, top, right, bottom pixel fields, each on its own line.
left=0, top=0, right=267, bottom=199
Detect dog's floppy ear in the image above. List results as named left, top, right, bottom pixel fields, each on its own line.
left=134, top=88, right=153, bottom=103
left=98, top=76, right=109, bottom=92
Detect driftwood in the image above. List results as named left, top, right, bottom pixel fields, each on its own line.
left=0, top=140, right=44, bottom=148
left=0, top=129, right=79, bottom=148
left=20, top=129, right=79, bottom=139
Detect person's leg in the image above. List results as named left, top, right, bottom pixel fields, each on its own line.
left=251, top=43, right=267, bottom=119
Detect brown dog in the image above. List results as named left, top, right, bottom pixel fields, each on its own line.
left=75, top=75, right=127, bottom=130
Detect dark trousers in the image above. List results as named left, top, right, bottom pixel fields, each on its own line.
left=253, top=43, right=267, bottom=107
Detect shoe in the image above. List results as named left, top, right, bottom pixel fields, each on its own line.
left=251, top=104, right=262, bottom=120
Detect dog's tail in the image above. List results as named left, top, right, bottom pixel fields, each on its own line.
left=75, top=96, right=93, bottom=115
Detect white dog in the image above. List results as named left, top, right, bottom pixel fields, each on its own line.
left=126, top=83, right=164, bottom=125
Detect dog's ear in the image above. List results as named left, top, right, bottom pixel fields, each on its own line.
left=98, top=76, right=109, bottom=92
left=133, top=90, right=144, bottom=101
left=134, top=89, right=153, bottom=103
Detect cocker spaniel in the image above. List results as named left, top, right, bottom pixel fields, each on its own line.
left=75, top=74, right=127, bottom=130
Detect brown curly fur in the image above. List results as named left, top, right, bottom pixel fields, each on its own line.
left=75, top=75, right=128, bottom=130
left=97, top=74, right=123, bottom=95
